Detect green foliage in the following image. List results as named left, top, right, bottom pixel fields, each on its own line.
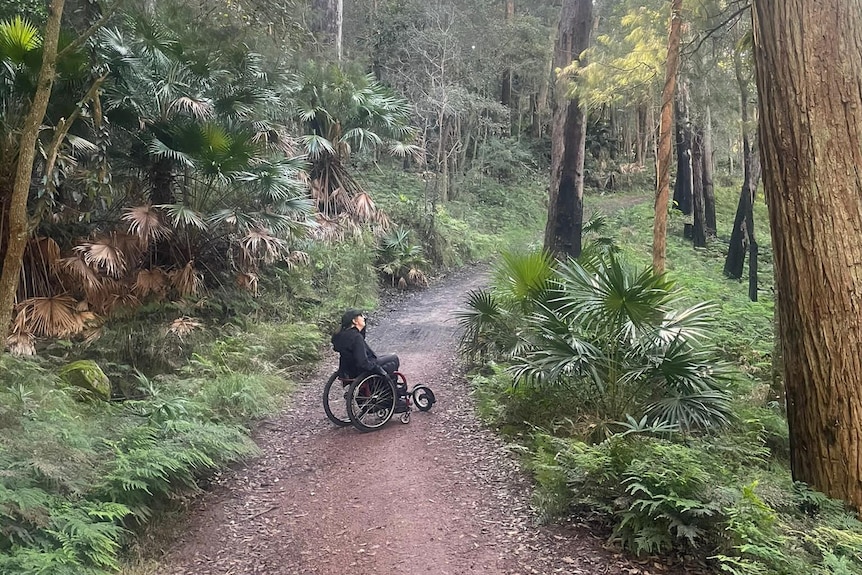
left=196, top=372, right=280, bottom=422
left=0, top=353, right=261, bottom=573
left=376, top=227, right=428, bottom=288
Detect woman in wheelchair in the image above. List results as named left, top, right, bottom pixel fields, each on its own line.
left=330, top=309, right=408, bottom=412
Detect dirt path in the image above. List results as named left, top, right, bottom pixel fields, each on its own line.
left=143, top=234, right=692, bottom=575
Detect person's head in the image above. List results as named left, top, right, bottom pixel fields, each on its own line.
left=340, top=308, right=365, bottom=331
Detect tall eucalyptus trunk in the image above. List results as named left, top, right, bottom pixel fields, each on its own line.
left=653, top=0, right=684, bottom=273
left=544, top=0, right=592, bottom=258
left=753, top=0, right=862, bottom=508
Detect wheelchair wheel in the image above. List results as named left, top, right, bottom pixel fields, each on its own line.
left=322, top=371, right=351, bottom=427
left=412, top=385, right=436, bottom=412
left=347, top=374, right=396, bottom=432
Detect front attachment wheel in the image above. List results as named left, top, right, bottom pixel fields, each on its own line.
left=412, top=385, right=436, bottom=412
left=323, top=371, right=351, bottom=427
left=347, top=374, right=396, bottom=432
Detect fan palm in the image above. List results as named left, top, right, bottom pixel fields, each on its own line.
left=98, top=18, right=313, bottom=280
left=511, top=253, right=731, bottom=438
left=288, top=62, right=419, bottom=224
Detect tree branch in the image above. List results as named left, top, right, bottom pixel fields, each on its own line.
left=57, top=0, right=125, bottom=59
left=683, top=2, right=751, bottom=58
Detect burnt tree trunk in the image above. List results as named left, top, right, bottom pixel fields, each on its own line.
left=691, top=128, right=706, bottom=248
left=745, top=154, right=759, bottom=302
left=672, top=92, right=692, bottom=216
left=753, top=0, right=862, bottom=508
left=635, top=103, right=647, bottom=166
left=544, top=0, right=592, bottom=258
left=703, top=103, right=716, bottom=236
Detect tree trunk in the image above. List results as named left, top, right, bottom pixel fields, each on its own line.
left=723, top=141, right=754, bottom=279
left=672, top=88, right=692, bottom=216
left=501, top=0, right=515, bottom=107
left=744, top=154, right=759, bottom=302
left=691, top=128, right=706, bottom=248
left=312, top=0, right=342, bottom=59
left=544, top=0, right=592, bottom=259
left=0, top=0, right=66, bottom=342
left=635, top=104, right=647, bottom=166
left=652, top=0, right=683, bottom=274
left=703, top=103, right=716, bottom=236
left=753, top=0, right=862, bottom=508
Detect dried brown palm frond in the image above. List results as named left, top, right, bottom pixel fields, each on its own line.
left=371, top=208, right=391, bottom=230
left=287, top=250, right=310, bottom=268
left=14, top=295, right=94, bottom=338
left=73, top=235, right=127, bottom=278
left=105, top=290, right=141, bottom=315
left=168, top=316, right=203, bottom=338
left=329, top=186, right=351, bottom=213
left=122, top=204, right=170, bottom=244
left=6, top=332, right=35, bottom=356
left=84, top=278, right=120, bottom=314
left=251, top=125, right=300, bottom=156
left=170, top=261, right=203, bottom=297
left=407, top=267, right=429, bottom=286
left=132, top=268, right=169, bottom=299
left=19, top=237, right=61, bottom=299
left=236, top=272, right=259, bottom=295
left=352, top=191, right=376, bottom=222
left=58, top=254, right=104, bottom=292
left=240, top=229, right=286, bottom=265
left=309, top=177, right=324, bottom=200
left=398, top=276, right=408, bottom=290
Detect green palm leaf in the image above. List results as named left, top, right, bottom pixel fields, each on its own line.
left=300, top=134, right=335, bottom=160
left=158, top=204, right=206, bottom=230
left=0, top=16, right=41, bottom=64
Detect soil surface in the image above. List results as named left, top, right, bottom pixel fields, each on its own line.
left=143, top=260, right=704, bottom=575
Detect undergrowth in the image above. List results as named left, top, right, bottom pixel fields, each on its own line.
left=465, top=186, right=862, bottom=575
left=0, top=161, right=549, bottom=573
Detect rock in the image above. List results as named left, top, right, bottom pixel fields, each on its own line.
left=59, top=360, right=111, bottom=402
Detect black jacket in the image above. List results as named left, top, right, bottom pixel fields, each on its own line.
left=331, top=327, right=378, bottom=378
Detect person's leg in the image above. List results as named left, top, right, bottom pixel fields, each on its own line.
left=376, top=354, right=400, bottom=375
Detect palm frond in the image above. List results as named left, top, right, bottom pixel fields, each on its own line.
left=169, top=261, right=203, bottom=297
left=148, top=137, right=195, bottom=167
left=0, top=16, right=41, bottom=63
left=73, top=237, right=127, bottom=278
left=300, top=134, right=335, bottom=160
left=122, top=204, right=171, bottom=243
left=159, top=203, right=206, bottom=230
left=14, top=296, right=93, bottom=338
left=132, top=268, right=169, bottom=299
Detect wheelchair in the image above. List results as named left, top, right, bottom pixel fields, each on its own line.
left=323, top=369, right=436, bottom=432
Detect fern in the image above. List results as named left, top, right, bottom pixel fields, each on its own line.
left=46, top=502, right=130, bottom=569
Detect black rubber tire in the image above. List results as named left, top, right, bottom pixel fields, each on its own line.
left=412, top=385, right=436, bottom=412
left=347, top=374, right=396, bottom=432
left=323, top=371, right=352, bottom=427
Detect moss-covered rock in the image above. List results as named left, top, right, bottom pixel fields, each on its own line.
left=58, top=360, right=111, bottom=402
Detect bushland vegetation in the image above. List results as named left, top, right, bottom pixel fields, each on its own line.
left=460, top=188, right=862, bottom=574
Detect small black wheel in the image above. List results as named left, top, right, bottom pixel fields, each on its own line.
left=412, top=385, right=436, bottom=412
left=323, top=371, right=351, bottom=427
left=347, top=374, right=396, bottom=432
left=400, top=411, right=410, bottom=424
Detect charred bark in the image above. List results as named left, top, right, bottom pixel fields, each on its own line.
left=672, top=96, right=692, bottom=216
left=544, top=0, right=592, bottom=259
left=691, top=128, right=706, bottom=248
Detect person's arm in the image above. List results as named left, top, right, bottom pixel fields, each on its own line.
left=349, top=331, right=377, bottom=372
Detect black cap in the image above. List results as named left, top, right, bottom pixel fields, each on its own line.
left=341, top=308, right=362, bottom=329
